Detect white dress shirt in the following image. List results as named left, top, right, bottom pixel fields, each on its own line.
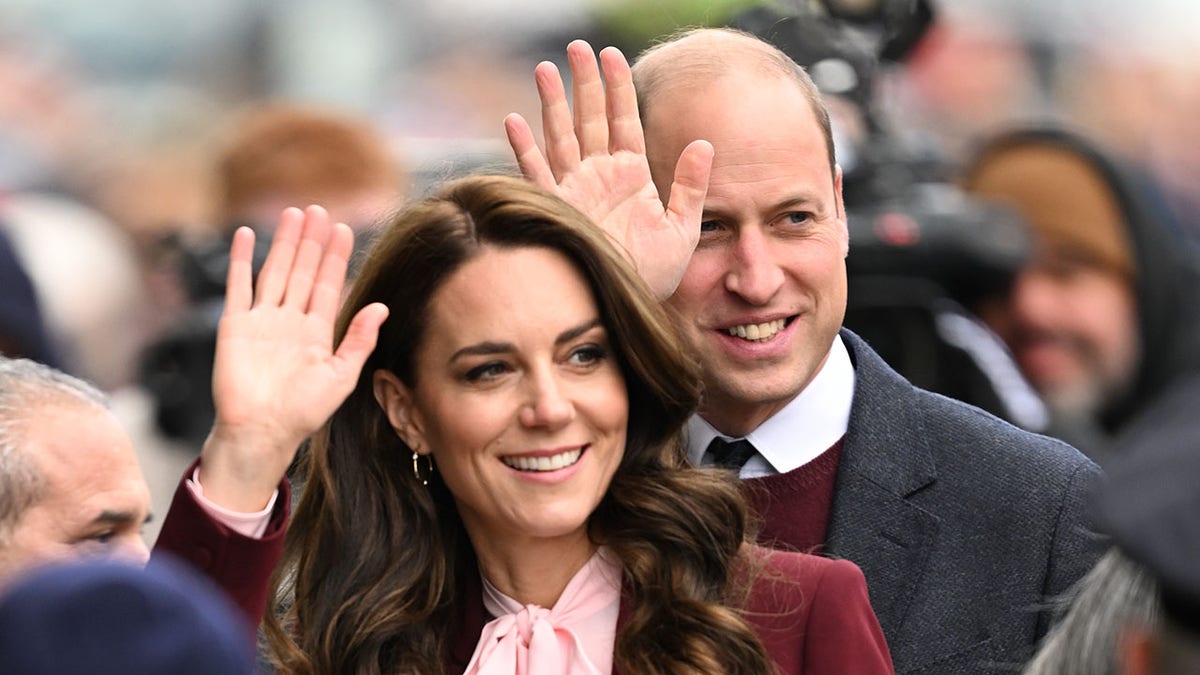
left=686, top=335, right=856, bottom=478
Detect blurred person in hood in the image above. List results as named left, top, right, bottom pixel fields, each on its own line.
left=963, top=127, right=1200, bottom=464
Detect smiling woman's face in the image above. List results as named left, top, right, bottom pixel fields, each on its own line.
left=376, top=245, right=628, bottom=549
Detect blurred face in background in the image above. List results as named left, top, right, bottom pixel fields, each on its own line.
left=977, top=248, right=1139, bottom=420
left=0, top=399, right=152, bottom=587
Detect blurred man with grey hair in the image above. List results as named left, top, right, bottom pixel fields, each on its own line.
left=0, top=357, right=152, bottom=585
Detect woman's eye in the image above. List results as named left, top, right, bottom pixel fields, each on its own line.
left=464, top=362, right=510, bottom=382
left=568, top=345, right=607, bottom=367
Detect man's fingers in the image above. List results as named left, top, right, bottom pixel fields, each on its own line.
left=535, top=60, right=581, bottom=181
left=282, top=206, right=333, bottom=311
left=599, top=47, right=645, bottom=155
left=664, top=139, right=714, bottom=237
left=224, top=226, right=256, bottom=314
left=568, top=40, right=609, bottom=158
left=254, top=207, right=305, bottom=307
left=505, top=113, right=556, bottom=190
left=308, top=222, right=354, bottom=321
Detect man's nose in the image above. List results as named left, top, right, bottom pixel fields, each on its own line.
left=1009, top=268, right=1062, bottom=326
left=725, top=227, right=785, bottom=304
left=117, top=535, right=152, bottom=568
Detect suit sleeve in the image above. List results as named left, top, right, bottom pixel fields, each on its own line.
left=151, top=459, right=290, bottom=628
left=1040, top=458, right=1107, bottom=637
left=802, top=558, right=895, bottom=675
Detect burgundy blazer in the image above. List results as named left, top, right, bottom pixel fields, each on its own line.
left=148, top=469, right=893, bottom=674
left=448, top=549, right=894, bottom=675
left=151, top=460, right=291, bottom=625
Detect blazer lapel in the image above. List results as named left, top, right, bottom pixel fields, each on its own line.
left=826, top=330, right=940, bottom=639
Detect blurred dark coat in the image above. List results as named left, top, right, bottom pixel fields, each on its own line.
left=0, top=224, right=60, bottom=366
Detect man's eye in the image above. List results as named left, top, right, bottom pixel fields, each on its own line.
left=785, top=212, right=811, bottom=224
left=700, top=220, right=719, bottom=232
left=75, top=531, right=115, bottom=548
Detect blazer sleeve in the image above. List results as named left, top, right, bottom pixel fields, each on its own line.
left=748, top=551, right=894, bottom=675
left=151, top=459, right=290, bottom=627
left=802, top=558, right=894, bottom=675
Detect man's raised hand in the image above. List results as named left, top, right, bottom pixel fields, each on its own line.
left=505, top=40, right=712, bottom=300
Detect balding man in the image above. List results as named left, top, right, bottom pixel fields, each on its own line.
left=507, top=29, right=1105, bottom=673
left=0, top=359, right=153, bottom=583
left=0, top=351, right=293, bottom=628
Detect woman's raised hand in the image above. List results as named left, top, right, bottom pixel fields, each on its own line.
left=505, top=40, right=712, bottom=301
left=199, top=206, right=388, bottom=512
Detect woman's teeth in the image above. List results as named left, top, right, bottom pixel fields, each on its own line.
left=502, top=448, right=583, bottom=472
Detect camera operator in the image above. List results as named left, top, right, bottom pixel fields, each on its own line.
left=140, top=104, right=406, bottom=447
left=963, top=127, right=1200, bottom=465
left=732, top=0, right=1048, bottom=433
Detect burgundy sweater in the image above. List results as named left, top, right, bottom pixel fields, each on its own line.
left=743, top=439, right=844, bottom=554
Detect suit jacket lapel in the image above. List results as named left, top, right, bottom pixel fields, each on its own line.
left=826, top=330, right=940, bottom=640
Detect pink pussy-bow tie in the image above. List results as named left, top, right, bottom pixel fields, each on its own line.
left=464, top=550, right=620, bottom=675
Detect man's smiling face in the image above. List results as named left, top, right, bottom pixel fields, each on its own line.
left=645, top=72, right=848, bottom=437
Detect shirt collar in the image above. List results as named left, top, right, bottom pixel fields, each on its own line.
left=686, top=334, right=855, bottom=476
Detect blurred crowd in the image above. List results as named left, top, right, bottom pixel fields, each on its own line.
left=2, top=0, right=1200, bottom=673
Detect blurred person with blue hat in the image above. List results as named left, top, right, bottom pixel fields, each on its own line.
left=0, top=556, right=253, bottom=675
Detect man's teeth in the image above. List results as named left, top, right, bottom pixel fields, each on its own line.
left=727, top=319, right=787, bottom=341
left=502, top=449, right=583, bottom=472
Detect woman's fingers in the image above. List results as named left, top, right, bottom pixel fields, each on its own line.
left=224, top=226, right=257, bottom=315
left=308, top=221, right=355, bottom=322
left=282, top=206, right=334, bottom=311
left=335, top=302, right=389, bottom=380
left=253, top=207, right=305, bottom=307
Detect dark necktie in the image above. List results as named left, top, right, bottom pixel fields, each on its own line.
left=705, top=437, right=758, bottom=471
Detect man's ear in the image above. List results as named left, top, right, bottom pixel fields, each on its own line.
left=1120, top=625, right=1157, bottom=675
left=833, top=163, right=849, bottom=257
left=372, top=369, right=428, bottom=454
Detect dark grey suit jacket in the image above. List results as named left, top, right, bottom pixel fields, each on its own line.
left=826, top=330, right=1105, bottom=674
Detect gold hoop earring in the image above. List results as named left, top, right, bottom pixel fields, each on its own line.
left=412, top=451, right=434, bottom=486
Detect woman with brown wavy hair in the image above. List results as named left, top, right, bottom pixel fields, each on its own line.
left=251, top=174, right=890, bottom=674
